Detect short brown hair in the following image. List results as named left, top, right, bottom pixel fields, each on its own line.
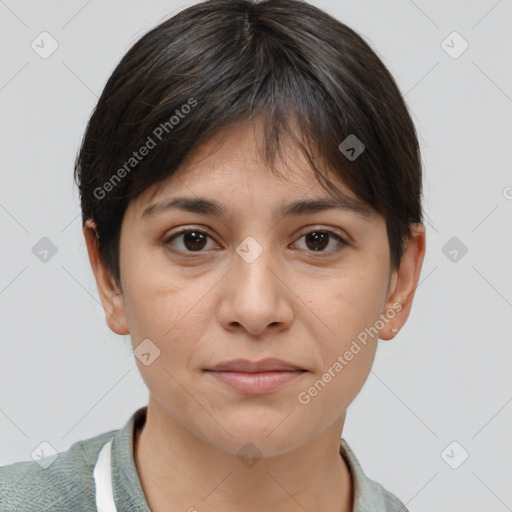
left=74, top=0, right=423, bottom=289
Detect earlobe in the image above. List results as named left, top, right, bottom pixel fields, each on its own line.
left=108, top=291, right=130, bottom=336
left=380, top=223, right=426, bottom=341
left=83, top=219, right=130, bottom=336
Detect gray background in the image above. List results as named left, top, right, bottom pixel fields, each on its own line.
left=1, top=0, right=511, bottom=510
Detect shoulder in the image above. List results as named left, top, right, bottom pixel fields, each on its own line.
left=340, top=438, right=409, bottom=512
left=0, top=429, right=116, bottom=512
left=358, top=476, right=410, bottom=512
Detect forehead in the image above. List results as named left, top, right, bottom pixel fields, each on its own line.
left=129, top=118, right=375, bottom=221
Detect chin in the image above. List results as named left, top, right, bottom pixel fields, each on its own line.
left=194, top=417, right=308, bottom=459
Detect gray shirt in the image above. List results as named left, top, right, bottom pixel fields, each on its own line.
left=0, top=406, right=409, bottom=511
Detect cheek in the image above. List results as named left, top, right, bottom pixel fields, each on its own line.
left=121, top=245, right=185, bottom=335
left=123, top=256, right=215, bottom=375
left=296, top=284, right=380, bottom=419
left=127, top=279, right=207, bottom=417
left=302, top=264, right=387, bottom=345
left=296, top=263, right=386, bottom=401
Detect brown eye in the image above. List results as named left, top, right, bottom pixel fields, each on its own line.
left=164, top=229, right=217, bottom=253
left=295, top=230, right=348, bottom=254
left=180, top=231, right=207, bottom=251
left=305, top=231, right=329, bottom=251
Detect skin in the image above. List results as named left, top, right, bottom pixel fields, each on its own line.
left=84, top=118, right=426, bottom=512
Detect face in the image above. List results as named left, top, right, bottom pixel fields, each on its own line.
left=85, top=118, right=425, bottom=457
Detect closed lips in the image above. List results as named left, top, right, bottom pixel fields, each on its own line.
left=204, top=358, right=307, bottom=373
left=203, top=358, right=307, bottom=395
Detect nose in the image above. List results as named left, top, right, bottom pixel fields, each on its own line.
left=216, top=240, right=294, bottom=337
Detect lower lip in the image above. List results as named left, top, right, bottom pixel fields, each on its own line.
left=205, top=370, right=306, bottom=394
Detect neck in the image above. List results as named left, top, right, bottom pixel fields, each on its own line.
left=133, top=398, right=353, bottom=512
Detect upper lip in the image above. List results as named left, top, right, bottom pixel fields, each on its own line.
left=205, top=358, right=305, bottom=372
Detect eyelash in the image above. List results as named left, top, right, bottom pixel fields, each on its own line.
left=162, top=227, right=350, bottom=257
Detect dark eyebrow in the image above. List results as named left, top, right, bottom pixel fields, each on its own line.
left=141, top=195, right=374, bottom=220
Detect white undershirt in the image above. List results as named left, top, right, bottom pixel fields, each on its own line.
left=93, top=440, right=117, bottom=512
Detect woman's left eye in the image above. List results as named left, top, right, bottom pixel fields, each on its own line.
left=293, top=230, right=349, bottom=253
left=163, top=228, right=348, bottom=255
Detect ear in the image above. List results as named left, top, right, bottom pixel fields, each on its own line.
left=379, top=223, right=426, bottom=340
left=83, top=219, right=130, bottom=335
